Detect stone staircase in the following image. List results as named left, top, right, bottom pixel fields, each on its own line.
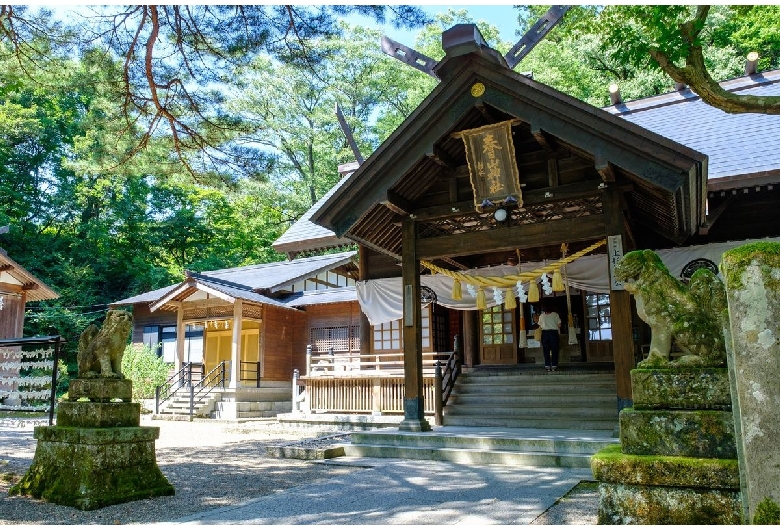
left=343, top=427, right=617, bottom=468
left=340, top=366, right=619, bottom=468
left=152, top=381, right=292, bottom=420
left=212, top=382, right=292, bottom=419
left=443, top=367, right=619, bottom=431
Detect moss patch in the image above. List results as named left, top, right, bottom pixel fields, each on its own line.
left=754, top=497, right=780, bottom=524
left=592, top=444, right=739, bottom=488
left=721, top=242, right=780, bottom=291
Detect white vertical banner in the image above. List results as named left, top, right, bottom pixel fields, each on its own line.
left=607, top=235, right=625, bottom=290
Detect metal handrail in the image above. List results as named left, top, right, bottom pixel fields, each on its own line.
left=435, top=335, right=461, bottom=426
left=240, top=361, right=261, bottom=387
left=155, top=362, right=202, bottom=413
left=187, top=361, right=227, bottom=419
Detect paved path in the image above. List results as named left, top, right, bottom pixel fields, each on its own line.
left=172, top=457, right=593, bottom=525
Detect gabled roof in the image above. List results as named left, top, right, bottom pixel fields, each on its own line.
left=271, top=176, right=355, bottom=257
left=605, top=69, right=780, bottom=189
left=194, top=250, right=356, bottom=293
left=148, top=274, right=294, bottom=313
left=110, top=250, right=357, bottom=307
left=0, top=248, right=58, bottom=302
left=313, top=25, right=707, bottom=255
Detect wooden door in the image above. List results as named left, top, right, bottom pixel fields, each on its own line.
left=480, top=305, right=517, bottom=365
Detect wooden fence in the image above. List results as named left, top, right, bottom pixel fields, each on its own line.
left=298, top=347, right=458, bottom=415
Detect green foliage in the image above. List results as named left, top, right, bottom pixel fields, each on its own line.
left=120, top=344, right=170, bottom=401
left=754, top=497, right=780, bottom=524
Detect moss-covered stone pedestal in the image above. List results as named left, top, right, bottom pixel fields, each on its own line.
left=9, top=379, right=174, bottom=510
left=591, top=368, right=742, bottom=524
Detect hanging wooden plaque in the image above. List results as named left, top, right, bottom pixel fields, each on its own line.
left=453, top=119, right=523, bottom=212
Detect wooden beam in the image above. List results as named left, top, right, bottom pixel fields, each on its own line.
left=381, top=190, right=413, bottom=216
left=548, top=158, right=560, bottom=187
left=411, top=180, right=607, bottom=222
left=531, top=126, right=555, bottom=153
left=401, top=218, right=430, bottom=431
left=603, top=186, right=634, bottom=410
left=595, top=156, right=617, bottom=182
left=417, top=214, right=606, bottom=260
left=0, top=264, right=12, bottom=272
left=21, top=282, right=39, bottom=291
left=699, top=195, right=735, bottom=235
left=439, top=257, right=469, bottom=270
left=380, top=35, right=439, bottom=79
left=425, top=148, right=459, bottom=172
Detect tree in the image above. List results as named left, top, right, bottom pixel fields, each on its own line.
left=574, top=5, right=780, bottom=113
left=0, top=5, right=431, bottom=175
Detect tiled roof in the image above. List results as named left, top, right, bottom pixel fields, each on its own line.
left=187, top=276, right=293, bottom=310
left=271, top=179, right=354, bottom=255
left=110, top=250, right=357, bottom=306
left=605, top=70, right=780, bottom=184
left=196, top=250, right=356, bottom=293
left=282, top=286, right=358, bottom=307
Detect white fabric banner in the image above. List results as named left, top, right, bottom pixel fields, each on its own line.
left=356, top=237, right=780, bottom=326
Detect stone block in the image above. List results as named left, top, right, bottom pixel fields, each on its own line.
left=592, top=444, right=740, bottom=489
left=57, top=402, right=140, bottom=428
left=631, top=368, right=731, bottom=410
left=597, top=482, right=742, bottom=524
left=620, top=409, right=736, bottom=459
left=68, top=378, right=132, bottom=402
left=9, top=426, right=173, bottom=510
left=722, top=242, right=780, bottom=523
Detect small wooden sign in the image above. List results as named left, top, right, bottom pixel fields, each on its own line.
left=607, top=235, right=625, bottom=290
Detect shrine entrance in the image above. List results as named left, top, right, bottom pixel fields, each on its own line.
left=480, top=305, right=517, bottom=365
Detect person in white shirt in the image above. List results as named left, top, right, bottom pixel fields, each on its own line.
left=538, top=303, right=562, bottom=372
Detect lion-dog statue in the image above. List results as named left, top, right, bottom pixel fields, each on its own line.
left=77, top=309, right=133, bottom=379
left=614, top=249, right=728, bottom=368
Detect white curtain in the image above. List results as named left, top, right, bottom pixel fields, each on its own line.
left=356, top=237, right=780, bottom=326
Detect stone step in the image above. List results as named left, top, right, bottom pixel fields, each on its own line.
left=447, top=393, right=616, bottom=407
left=344, top=443, right=593, bottom=468
left=344, top=428, right=617, bottom=468
left=445, top=404, right=617, bottom=420
left=442, top=416, right=619, bottom=431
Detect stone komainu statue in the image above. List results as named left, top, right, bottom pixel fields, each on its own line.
left=614, top=249, right=728, bottom=368
left=77, top=309, right=133, bottom=379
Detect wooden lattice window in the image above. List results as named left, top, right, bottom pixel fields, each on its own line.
left=586, top=293, right=612, bottom=340
left=310, top=326, right=360, bottom=353
left=481, top=305, right=513, bottom=345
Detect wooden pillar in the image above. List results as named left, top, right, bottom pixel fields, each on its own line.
left=229, top=299, right=243, bottom=389
left=400, top=218, right=431, bottom=432
left=175, top=302, right=185, bottom=373
left=358, top=245, right=372, bottom=354
left=603, top=187, right=635, bottom=411
left=462, top=310, right=478, bottom=367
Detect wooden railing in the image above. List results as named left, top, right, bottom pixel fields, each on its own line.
left=300, top=375, right=437, bottom=414
left=298, top=336, right=462, bottom=421
left=305, top=347, right=449, bottom=377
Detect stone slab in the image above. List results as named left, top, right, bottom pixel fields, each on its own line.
left=620, top=409, right=736, bottom=459
left=591, top=444, right=740, bottom=489
left=9, top=425, right=173, bottom=510
left=597, top=482, right=742, bottom=524
left=57, top=401, right=140, bottom=428
left=722, top=243, right=780, bottom=523
left=631, top=368, right=731, bottom=410
left=68, top=378, right=132, bottom=402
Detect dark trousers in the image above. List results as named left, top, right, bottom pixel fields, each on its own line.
left=541, top=330, right=560, bottom=368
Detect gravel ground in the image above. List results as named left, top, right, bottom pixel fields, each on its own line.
left=0, top=417, right=597, bottom=525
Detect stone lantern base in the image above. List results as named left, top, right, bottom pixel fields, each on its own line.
left=9, top=379, right=174, bottom=510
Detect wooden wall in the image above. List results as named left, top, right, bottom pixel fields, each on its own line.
left=127, top=304, right=177, bottom=344
left=0, top=290, right=25, bottom=339
left=261, top=305, right=295, bottom=381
